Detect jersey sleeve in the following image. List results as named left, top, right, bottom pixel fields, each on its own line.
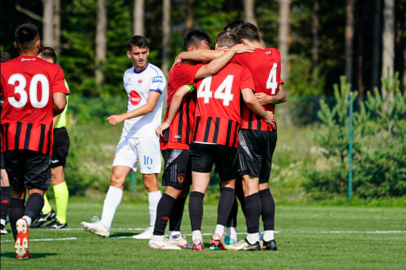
left=52, top=66, right=70, bottom=95
left=149, top=72, right=165, bottom=94
left=171, top=62, right=202, bottom=85
left=239, top=67, right=255, bottom=92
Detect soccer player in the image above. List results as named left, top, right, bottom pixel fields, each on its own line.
left=0, top=51, right=12, bottom=235
left=149, top=30, right=253, bottom=250
left=226, top=22, right=286, bottom=251
left=30, top=47, right=71, bottom=229
left=81, top=35, right=166, bottom=239
left=0, top=23, right=69, bottom=259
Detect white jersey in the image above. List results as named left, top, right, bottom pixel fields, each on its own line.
left=121, top=63, right=166, bottom=138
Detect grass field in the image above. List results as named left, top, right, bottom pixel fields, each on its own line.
left=1, top=202, right=405, bottom=270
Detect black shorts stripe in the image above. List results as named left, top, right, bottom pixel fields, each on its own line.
left=203, top=116, right=212, bottom=142
left=212, top=117, right=220, bottom=144
left=24, top=123, right=32, bottom=149
left=15, top=122, right=22, bottom=149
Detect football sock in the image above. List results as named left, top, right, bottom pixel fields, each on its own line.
left=235, top=178, right=245, bottom=214
left=0, top=186, right=10, bottom=221
left=226, top=196, right=238, bottom=227
left=53, top=181, right=69, bottom=224
left=247, top=232, right=260, bottom=244
left=169, top=195, right=186, bottom=232
left=9, top=198, right=24, bottom=240
left=192, top=230, right=203, bottom=242
left=244, top=192, right=261, bottom=234
left=153, top=193, right=175, bottom=236
left=227, top=227, right=238, bottom=240
left=148, top=190, right=162, bottom=228
left=214, top=224, right=224, bottom=237
left=189, top=191, right=204, bottom=231
left=42, top=194, right=53, bottom=214
left=263, top=230, right=275, bottom=241
left=152, top=235, right=165, bottom=241
left=260, top=188, right=275, bottom=231
left=24, top=193, right=44, bottom=225
left=217, top=187, right=235, bottom=226
left=101, top=186, right=123, bottom=230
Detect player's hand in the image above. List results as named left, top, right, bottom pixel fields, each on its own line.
left=263, top=111, right=275, bottom=125
left=172, top=53, right=184, bottom=68
left=155, top=121, right=170, bottom=137
left=107, top=115, right=124, bottom=126
left=231, top=43, right=254, bottom=54
left=255, top=92, right=271, bottom=105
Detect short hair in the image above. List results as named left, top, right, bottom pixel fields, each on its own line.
left=15, top=23, right=40, bottom=50
left=223, top=19, right=245, bottom=32
left=127, top=35, right=149, bottom=51
left=38, top=46, right=57, bottom=63
left=216, top=31, right=237, bottom=48
left=183, top=30, right=212, bottom=51
left=235, top=22, right=260, bottom=43
left=1, top=52, right=11, bottom=62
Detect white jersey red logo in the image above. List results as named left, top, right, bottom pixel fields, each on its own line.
left=129, top=90, right=141, bottom=106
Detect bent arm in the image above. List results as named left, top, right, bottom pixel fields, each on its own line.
left=255, top=84, right=287, bottom=105
left=241, top=88, right=274, bottom=124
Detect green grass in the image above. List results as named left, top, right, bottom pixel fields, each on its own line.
left=1, top=202, right=406, bottom=269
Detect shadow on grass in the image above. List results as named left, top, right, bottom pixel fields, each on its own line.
left=109, top=232, right=138, bottom=238
left=1, top=252, right=57, bottom=259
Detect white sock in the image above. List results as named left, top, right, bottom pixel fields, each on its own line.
left=101, top=186, right=123, bottom=230
left=192, top=230, right=202, bottom=241
left=227, top=227, right=238, bottom=240
left=152, top=235, right=164, bottom=241
left=169, top=230, right=181, bottom=239
left=247, top=233, right=260, bottom=244
left=23, top=216, right=32, bottom=226
left=0, top=219, right=6, bottom=226
left=148, top=190, right=161, bottom=228
left=214, top=224, right=224, bottom=237
left=263, top=230, right=274, bottom=241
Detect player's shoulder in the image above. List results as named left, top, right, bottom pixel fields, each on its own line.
left=147, top=63, right=165, bottom=76
left=263, top=47, right=281, bottom=56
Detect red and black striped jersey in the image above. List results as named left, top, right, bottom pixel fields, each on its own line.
left=160, top=62, right=201, bottom=150
left=0, top=56, right=70, bottom=156
left=193, top=63, right=255, bottom=148
left=231, top=48, right=282, bottom=131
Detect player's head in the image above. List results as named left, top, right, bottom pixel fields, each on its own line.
left=223, top=19, right=245, bottom=32
left=38, top=46, right=57, bottom=64
left=127, top=35, right=150, bottom=70
left=215, top=31, right=237, bottom=50
left=14, top=23, right=40, bottom=52
left=183, top=30, right=211, bottom=51
left=235, top=22, right=260, bottom=44
left=1, top=52, right=11, bottom=62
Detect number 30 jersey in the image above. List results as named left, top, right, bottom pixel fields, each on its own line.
left=0, top=56, right=70, bottom=156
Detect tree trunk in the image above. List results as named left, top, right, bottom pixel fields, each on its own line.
left=162, top=0, right=170, bottom=77
left=133, top=0, right=145, bottom=36
left=345, top=0, right=354, bottom=85
left=278, top=0, right=290, bottom=81
left=403, top=1, right=406, bottom=93
left=186, top=0, right=195, bottom=32
left=95, top=0, right=107, bottom=93
left=54, top=0, right=61, bottom=55
left=381, top=0, right=395, bottom=98
left=42, top=0, right=54, bottom=47
left=371, top=0, right=382, bottom=90
left=358, top=20, right=364, bottom=102
left=312, top=0, right=319, bottom=70
left=244, top=0, right=266, bottom=46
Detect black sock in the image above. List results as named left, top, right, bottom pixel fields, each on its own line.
left=9, top=198, right=25, bottom=240
left=153, top=193, right=176, bottom=236
left=217, top=187, right=235, bottom=226
left=189, top=191, right=204, bottom=231
left=169, top=195, right=187, bottom=232
left=260, top=188, right=275, bottom=230
left=0, top=187, right=11, bottom=222
left=24, top=193, right=44, bottom=222
left=244, top=192, right=261, bottom=234
left=226, top=196, right=238, bottom=227
left=235, top=180, right=245, bottom=216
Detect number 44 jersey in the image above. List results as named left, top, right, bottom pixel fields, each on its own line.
left=0, top=55, right=70, bottom=156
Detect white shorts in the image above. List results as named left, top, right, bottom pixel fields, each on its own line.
left=112, top=136, right=161, bottom=174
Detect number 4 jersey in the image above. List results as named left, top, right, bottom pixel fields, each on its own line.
left=0, top=55, right=70, bottom=156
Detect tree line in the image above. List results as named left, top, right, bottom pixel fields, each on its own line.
left=1, top=0, right=405, bottom=98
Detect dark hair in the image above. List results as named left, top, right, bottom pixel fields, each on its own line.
left=235, top=22, right=260, bottom=43
left=38, top=46, right=57, bottom=63
left=1, top=52, right=11, bottom=62
left=216, top=31, right=237, bottom=48
left=15, top=23, right=39, bottom=50
left=223, top=19, right=245, bottom=32
left=183, top=30, right=212, bottom=51
left=127, top=35, right=149, bottom=51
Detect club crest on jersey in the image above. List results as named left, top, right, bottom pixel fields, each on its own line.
left=177, top=173, right=185, bottom=184
left=152, top=76, right=163, bottom=83
left=138, top=79, right=143, bottom=85
left=129, top=90, right=141, bottom=106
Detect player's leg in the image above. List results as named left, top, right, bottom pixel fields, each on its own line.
left=1, top=156, right=11, bottom=234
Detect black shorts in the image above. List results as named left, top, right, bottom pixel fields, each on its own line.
left=51, top=127, right=70, bottom=168
left=236, top=129, right=277, bottom=183
left=161, top=149, right=191, bottom=188
left=189, top=142, right=237, bottom=182
left=4, top=150, right=51, bottom=190
left=0, top=153, right=4, bottom=169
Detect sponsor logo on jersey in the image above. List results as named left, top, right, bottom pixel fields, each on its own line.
left=152, top=76, right=163, bottom=83
left=174, top=135, right=181, bottom=139
left=21, top=58, right=36, bottom=62
left=129, top=90, right=142, bottom=106
left=265, top=51, right=272, bottom=54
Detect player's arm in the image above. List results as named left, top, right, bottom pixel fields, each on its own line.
left=107, top=91, right=161, bottom=126
left=241, top=88, right=275, bottom=124
left=174, top=50, right=224, bottom=66
left=53, top=92, right=67, bottom=116
left=255, top=84, right=287, bottom=105
left=155, top=85, right=192, bottom=136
